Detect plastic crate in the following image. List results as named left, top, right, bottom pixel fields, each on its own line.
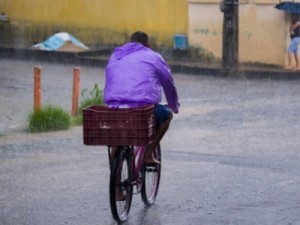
left=83, top=105, right=155, bottom=146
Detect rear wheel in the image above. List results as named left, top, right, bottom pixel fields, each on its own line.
left=109, top=148, right=133, bottom=222
left=141, top=144, right=161, bottom=206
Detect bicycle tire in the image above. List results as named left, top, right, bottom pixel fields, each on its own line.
left=109, top=147, right=133, bottom=222
left=141, top=144, right=161, bottom=206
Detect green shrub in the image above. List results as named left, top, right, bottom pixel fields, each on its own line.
left=72, top=83, right=104, bottom=126
left=79, top=83, right=104, bottom=112
left=28, top=105, right=71, bottom=133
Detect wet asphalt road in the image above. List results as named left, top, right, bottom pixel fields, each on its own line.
left=1, top=59, right=300, bottom=225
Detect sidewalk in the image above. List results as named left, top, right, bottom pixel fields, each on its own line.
left=1, top=47, right=300, bottom=80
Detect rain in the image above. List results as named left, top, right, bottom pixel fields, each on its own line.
left=1, top=1, right=300, bottom=225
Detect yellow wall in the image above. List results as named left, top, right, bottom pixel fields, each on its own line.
left=1, top=0, right=291, bottom=65
left=0, top=0, right=188, bottom=48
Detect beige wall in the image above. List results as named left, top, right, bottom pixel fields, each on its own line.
left=239, top=3, right=287, bottom=65
left=188, top=2, right=223, bottom=58
left=188, top=0, right=289, bottom=66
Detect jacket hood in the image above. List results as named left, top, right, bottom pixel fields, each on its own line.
left=114, top=42, right=145, bottom=60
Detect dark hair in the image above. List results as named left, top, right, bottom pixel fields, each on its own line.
left=130, top=31, right=149, bottom=47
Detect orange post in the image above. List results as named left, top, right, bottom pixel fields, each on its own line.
left=34, top=66, right=42, bottom=111
left=72, top=67, right=80, bottom=116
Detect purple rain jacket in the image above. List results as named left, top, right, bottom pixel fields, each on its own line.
left=104, top=42, right=179, bottom=113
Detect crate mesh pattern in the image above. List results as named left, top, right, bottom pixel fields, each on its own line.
left=83, top=105, right=155, bottom=146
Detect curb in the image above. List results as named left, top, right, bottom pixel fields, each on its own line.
left=1, top=47, right=300, bottom=80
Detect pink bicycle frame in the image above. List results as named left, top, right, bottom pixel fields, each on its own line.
left=132, top=146, right=145, bottom=181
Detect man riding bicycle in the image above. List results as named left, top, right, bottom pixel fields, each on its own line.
left=104, top=31, right=179, bottom=164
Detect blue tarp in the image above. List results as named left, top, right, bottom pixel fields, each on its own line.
left=33, top=32, right=89, bottom=51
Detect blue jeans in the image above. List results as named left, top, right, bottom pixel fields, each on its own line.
left=288, top=37, right=300, bottom=54
left=154, top=104, right=171, bottom=129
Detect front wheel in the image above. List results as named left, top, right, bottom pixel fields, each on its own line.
left=141, top=144, right=161, bottom=206
left=109, top=147, right=133, bottom=222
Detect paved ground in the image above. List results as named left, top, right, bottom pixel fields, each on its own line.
left=1, top=59, right=300, bottom=225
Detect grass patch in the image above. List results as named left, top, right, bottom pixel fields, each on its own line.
left=27, top=84, right=104, bottom=132
left=28, top=105, right=71, bottom=133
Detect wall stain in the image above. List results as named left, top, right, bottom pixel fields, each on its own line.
left=194, top=28, right=220, bottom=36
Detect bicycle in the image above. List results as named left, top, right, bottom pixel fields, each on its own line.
left=83, top=105, right=161, bottom=222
